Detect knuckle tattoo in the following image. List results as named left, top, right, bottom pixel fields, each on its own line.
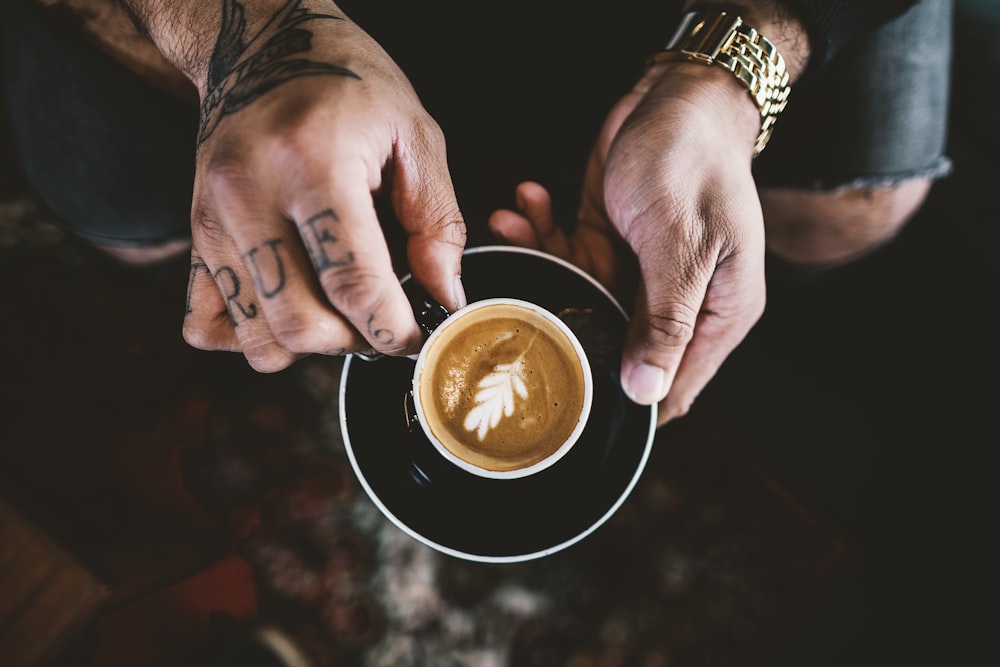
left=243, top=238, right=288, bottom=299
left=298, top=208, right=355, bottom=273
left=213, top=264, right=258, bottom=325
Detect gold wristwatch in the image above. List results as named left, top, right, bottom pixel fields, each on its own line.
left=647, top=10, right=791, bottom=157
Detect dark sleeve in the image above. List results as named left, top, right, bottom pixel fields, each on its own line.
left=781, top=0, right=920, bottom=71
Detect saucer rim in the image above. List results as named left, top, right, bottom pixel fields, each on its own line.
left=338, top=245, right=657, bottom=563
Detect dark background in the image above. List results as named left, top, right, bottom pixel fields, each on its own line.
left=1, top=1, right=994, bottom=665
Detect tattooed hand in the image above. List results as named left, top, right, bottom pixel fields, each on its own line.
left=129, top=0, right=467, bottom=370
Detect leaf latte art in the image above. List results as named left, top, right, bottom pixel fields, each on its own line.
left=464, top=352, right=530, bottom=441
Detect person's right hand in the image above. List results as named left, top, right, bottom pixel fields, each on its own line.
left=150, top=1, right=467, bottom=371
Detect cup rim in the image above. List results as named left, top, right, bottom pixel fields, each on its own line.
left=411, top=296, right=594, bottom=480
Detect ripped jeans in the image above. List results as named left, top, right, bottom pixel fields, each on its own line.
left=753, top=0, right=954, bottom=191
left=0, top=0, right=953, bottom=245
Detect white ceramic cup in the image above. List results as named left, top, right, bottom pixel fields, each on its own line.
left=411, top=297, right=593, bottom=479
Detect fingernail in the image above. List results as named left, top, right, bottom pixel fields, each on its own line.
left=624, top=364, right=668, bottom=405
left=453, top=275, right=467, bottom=310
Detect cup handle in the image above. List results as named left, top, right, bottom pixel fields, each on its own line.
left=416, top=297, right=450, bottom=336
left=403, top=389, right=419, bottom=432
left=402, top=295, right=447, bottom=430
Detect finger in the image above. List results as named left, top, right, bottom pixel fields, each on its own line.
left=182, top=244, right=241, bottom=353
left=572, top=195, right=626, bottom=291
left=623, top=236, right=765, bottom=414
left=191, top=203, right=304, bottom=373
left=524, top=183, right=615, bottom=287
left=620, top=277, right=696, bottom=407
left=495, top=181, right=590, bottom=269
left=490, top=182, right=622, bottom=291
left=390, top=123, right=468, bottom=313
left=208, top=170, right=370, bottom=357
left=656, top=255, right=765, bottom=424
left=290, top=168, right=424, bottom=356
left=513, top=181, right=573, bottom=260
left=487, top=182, right=563, bottom=250
left=487, top=208, right=541, bottom=249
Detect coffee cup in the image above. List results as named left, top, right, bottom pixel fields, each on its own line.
left=411, top=297, right=593, bottom=479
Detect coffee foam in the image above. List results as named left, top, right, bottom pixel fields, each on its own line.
left=419, top=303, right=586, bottom=472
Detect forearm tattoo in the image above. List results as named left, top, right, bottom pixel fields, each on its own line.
left=199, top=0, right=360, bottom=144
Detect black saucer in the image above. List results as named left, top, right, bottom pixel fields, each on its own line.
left=339, top=246, right=656, bottom=562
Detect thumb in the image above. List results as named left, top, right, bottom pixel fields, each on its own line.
left=619, top=247, right=766, bottom=418
left=619, top=270, right=705, bottom=407
left=392, top=133, right=469, bottom=314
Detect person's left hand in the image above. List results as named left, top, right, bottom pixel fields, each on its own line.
left=490, top=61, right=769, bottom=427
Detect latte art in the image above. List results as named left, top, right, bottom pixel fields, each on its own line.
left=463, top=346, right=530, bottom=440
left=414, top=300, right=591, bottom=477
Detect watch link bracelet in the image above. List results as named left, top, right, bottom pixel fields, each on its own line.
left=647, top=10, right=792, bottom=157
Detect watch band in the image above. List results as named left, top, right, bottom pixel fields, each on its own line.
left=647, top=10, right=791, bottom=157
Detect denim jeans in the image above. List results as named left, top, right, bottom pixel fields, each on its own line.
left=754, top=0, right=954, bottom=190
left=1, top=0, right=954, bottom=244
left=0, top=0, right=197, bottom=246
